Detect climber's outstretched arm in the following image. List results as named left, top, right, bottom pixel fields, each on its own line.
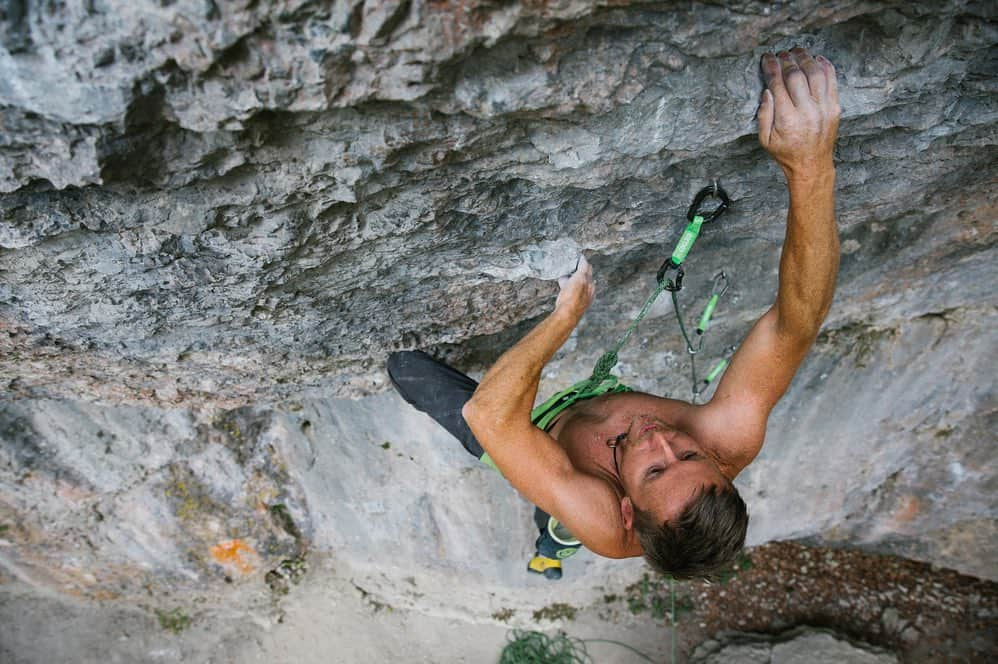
left=462, top=258, right=632, bottom=557
left=690, top=48, right=841, bottom=475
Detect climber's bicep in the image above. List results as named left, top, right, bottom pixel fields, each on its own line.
left=544, top=470, right=638, bottom=559
left=694, top=308, right=811, bottom=471
left=470, top=419, right=633, bottom=558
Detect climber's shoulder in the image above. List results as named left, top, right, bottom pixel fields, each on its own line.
left=615, top=393, right=764, bottom=478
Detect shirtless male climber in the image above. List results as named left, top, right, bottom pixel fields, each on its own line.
left=388, top=47, right=840, bottom=579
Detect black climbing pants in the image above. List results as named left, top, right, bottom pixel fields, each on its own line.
left=386, top=350, right=580, bottom=560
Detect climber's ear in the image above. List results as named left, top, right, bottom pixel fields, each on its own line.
left=620, top=496, right=634, bottom=531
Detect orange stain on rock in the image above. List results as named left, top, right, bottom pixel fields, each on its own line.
left=893, top=495, right=922, bottom=524
left=210, top=539, right=258, bottom=575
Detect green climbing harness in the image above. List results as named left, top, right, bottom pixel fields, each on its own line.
left=530, top=371, right=632, bottom=431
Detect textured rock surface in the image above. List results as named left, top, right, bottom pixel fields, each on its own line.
left=0, top=0, right=995, bottom=649
left=690, top=627, right=900, bottom=663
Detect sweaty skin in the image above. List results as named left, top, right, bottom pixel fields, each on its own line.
left=463, top=47, right=841, bottom=559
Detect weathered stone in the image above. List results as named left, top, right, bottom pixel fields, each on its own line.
left=772, top=629, right=899, bottom=663
left=690, top=627, right=900, bottom=664
left=0, top=0, right=994, bottom=638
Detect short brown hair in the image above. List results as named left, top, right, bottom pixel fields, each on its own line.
left=632, top=483, right=748, bottom=580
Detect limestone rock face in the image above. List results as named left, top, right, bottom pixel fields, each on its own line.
left=690, top=627, right=900, bottom=664
left=0, top=0, right=995, bottom=616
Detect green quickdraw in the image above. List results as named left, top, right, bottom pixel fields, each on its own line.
left=659, top=182, right=736, bottom=402
left=656, top=180, right=731, bottom=290
left=529, top=181, right=735, bottom=431
left=697, top=272, right=730, bottom=336
left=672, top=270, right=729, bottom=356
left=693, top=344, right=738, bottom=402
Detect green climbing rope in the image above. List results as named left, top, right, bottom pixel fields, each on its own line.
left=529, top=267, right=672, bottom=430
left=589, top=277, right=672, bottom=385
left=671, top=578, right=677, bottom=663
left=499, top=630, right=589, bottom=664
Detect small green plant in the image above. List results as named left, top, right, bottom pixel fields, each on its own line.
left=673, top=594, right=695, bottom=622
left=381, top=441, right=391, bottom=449
left=627, top=595, right=646, bottom=615
left=492, top=607, right=515, bottom=622
left=268, top=503, right=303, bottom=541
left=155, top=608, right=191, bottom=634
left=716, top=553, right=754, bottom=584
left=625, top=572, right=671, bottom=614
left=649, top=595, right=669, bottom=620
left=265, top=556, right=308, bottom=596
left=624, top=572, right=695, bottom=623
left=532, top=602, right=577, bottom=622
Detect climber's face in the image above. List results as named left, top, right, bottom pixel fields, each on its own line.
left=610, top=415, right=728, bottom=527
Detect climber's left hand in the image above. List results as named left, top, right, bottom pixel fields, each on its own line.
left=757, top=47, right=840, bottom=181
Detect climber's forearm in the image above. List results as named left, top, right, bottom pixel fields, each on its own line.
left=774, top=169, right=840, bottom=343
left=461, top=306, right=631, bottom=557
left=465, top=255, right=594, bottom=435
left=463, top=308, right=580, bottom=432
left=756, top=48, right=841, bottom=345
left=461, top=304, right=637, bottom=559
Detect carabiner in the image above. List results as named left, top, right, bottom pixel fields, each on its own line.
left=686, top=181, right=731, bottom=224
left=710, top=271, right=729, bottom=298
left=696, top=271, right=730, bottom=336
left=657, top=262, right=684, bottom=291
left=657, top=182, right=731, bottom=287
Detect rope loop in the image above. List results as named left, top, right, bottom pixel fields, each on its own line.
left=590, top=351, right=618, bottom=383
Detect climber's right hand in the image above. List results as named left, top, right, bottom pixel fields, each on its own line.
left=555, top=255, right=595, bottom=320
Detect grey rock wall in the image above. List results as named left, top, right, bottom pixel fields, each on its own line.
left=691, top=627, right=899, bottom=664
left=0, top=0, right=995, bottom=619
